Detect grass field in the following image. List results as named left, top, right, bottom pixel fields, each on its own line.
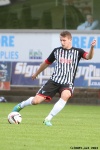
left=0, top=103, right=100, bottom=150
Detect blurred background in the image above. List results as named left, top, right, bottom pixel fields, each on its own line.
left=0, top=0, right=100, bottom=104
left=0, top=0, right=99, bottom=29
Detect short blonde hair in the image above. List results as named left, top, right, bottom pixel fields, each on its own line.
left=60, top=31, right=72, bottom=39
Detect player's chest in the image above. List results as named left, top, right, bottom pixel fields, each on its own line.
left=55, top=50, right=76, bottom=64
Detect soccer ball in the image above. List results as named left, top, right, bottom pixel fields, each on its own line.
left=8, top=112, right=22, bottom=124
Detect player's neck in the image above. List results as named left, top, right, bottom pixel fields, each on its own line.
left=64, top=46, right=72, bottom=50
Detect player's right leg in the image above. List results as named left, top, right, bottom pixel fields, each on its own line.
left=12, top=80, right=52, bottom=112
left=12, top=95, right=45, bottom=112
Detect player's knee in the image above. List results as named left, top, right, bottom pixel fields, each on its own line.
left=32, top=95, right=45, bottom=105
left=61, top=90, right=71, bottom=101
left=61, top=95, right=71, bottom=101
left=32, top=99, right=40, bottom=105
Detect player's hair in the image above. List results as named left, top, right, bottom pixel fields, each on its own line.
left=60, top=31, right=72, bottom=39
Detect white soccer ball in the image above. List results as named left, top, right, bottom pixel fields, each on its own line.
left=8, top=112, right=22, bottom=124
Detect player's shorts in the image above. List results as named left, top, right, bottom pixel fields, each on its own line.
left=37, top=79, right=74, bottom=101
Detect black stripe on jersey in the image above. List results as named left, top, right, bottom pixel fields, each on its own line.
left=46, top=47, right=86, bottom=85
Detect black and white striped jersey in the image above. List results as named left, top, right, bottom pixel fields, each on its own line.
left=45, top=46, right=88, bottom=85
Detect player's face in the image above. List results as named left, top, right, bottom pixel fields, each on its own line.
left=60, top=36, right=72, bottom=49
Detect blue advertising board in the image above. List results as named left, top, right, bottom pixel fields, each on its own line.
left=11, top=62, right=54, bottom=86
left=11, top=62, right=100, bottom=88
left=75, top=63, right=100, bottom=88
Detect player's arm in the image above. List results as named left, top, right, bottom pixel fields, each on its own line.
left=32, top=49, right=55, bottom=80
left=85, top=39, right=96, bottom=60
left=32, top=61, right=50, bottom=80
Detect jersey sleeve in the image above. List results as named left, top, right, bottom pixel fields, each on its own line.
left=45, top=49, right=56, bottom=64
left=80, top=48, right=88, bottom=59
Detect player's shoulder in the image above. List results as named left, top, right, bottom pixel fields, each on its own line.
left=52, top=46, right=62, bottom=53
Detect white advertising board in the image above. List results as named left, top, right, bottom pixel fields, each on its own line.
left=0, top=31, right=100, bottom=62
left=0, top=33, right=52, bottom=62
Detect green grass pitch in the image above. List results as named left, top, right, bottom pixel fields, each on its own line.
left=0, top=103, right=100, bottom=150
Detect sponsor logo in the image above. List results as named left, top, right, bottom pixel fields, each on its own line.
left=29, top=50, right=42, bottom=59
left=13, top=62, right=100, bottom=87
left=72, top=36, right=100, bottom=49
left=60, top=57, right=72, bottom=64
left=76, top=64, right=100, bottom=86
left=14, top=62, right=54, bottom=85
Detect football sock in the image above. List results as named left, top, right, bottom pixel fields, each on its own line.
left=45, top=98, right=67, bottom=121
left=20, top=97, right=34, bottom=108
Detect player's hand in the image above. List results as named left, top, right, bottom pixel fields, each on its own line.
left=91, top=39, right=96, bottom=47
left=31, top=74, right=37, bottom=80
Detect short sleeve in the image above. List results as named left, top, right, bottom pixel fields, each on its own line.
left=45, top=49, right=56, bottom=64
left=79, top=48, right=88, bottom=59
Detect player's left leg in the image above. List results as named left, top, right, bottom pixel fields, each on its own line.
left=44, top=89, right=72, bottom=126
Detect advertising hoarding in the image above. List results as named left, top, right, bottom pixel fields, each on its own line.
left=0, top=32, right=100, bottom=62
left=0, top=31, right=100, bottom=88
left=11, top=62, right=100, bottom=88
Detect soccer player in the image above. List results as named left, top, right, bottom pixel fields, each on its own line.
left=12, top=31, right=96, bottom=126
